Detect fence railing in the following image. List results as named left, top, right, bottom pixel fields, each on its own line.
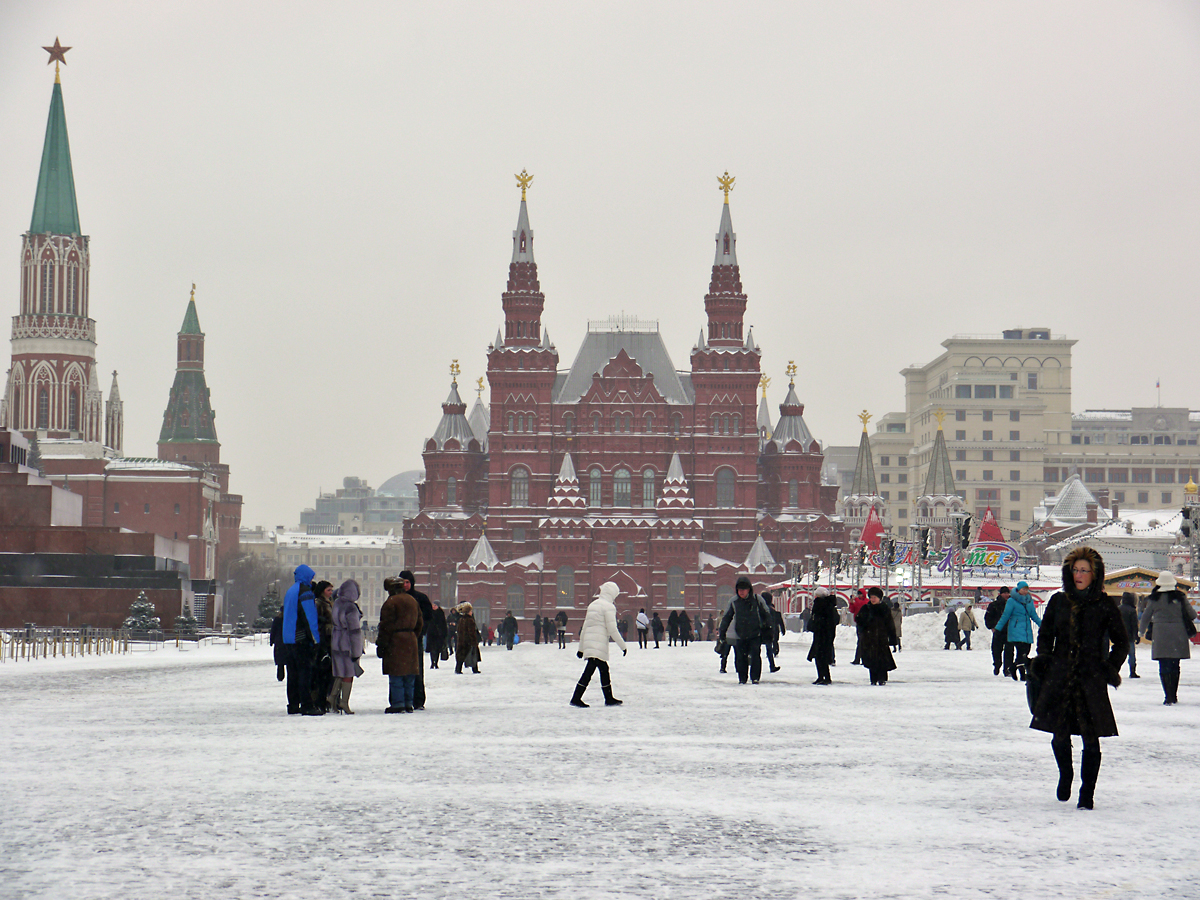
left=0, top=628, right=267, bottom=662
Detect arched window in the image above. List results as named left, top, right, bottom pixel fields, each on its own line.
left=507, top=584, right=525, bottom=616
left=671, top=413, right=683, bottom=435
left=10, top=389, right=20, bottom=430
left=788, top=479, right=799, bottom=508
left=511, top=467, right=529, bottom=506
left=588, top=468, right=602, bottom=507
left=67, top=267, right=78, bottom=315
left=446, top=476, right=457, bottom=506
left=644, top=412, right=654, bottom=433
left=614, top=468, right=631, bottom=506
left=556, top=566, right=575, bottom=608
left=516, top=415, right=525, bottom=433
left=592, top=413, right=602, bottom=434
left=563, top=412, right=574, bottom=434
left=716, top=468, right=735, bottom=508
left=439, top=571, right=457, bottom=605
left=36, top=387, right=49, bottom=430
left=731, top=414, right=740, bottom=436
left=723, top=234, right=730, bottom=255
left=667, top=566, right=686, bottom=604
left=506, top=413, right=514, bottom=433
left=642, top=469, right=656, bottom=506
left=722, top=415, right=731, bottom=434
left=68, top=389, right=78, bottom=431
left=40, top=262, right=54, bottom=314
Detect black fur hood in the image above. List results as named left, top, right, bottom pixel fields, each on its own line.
left=1061, top=545, right=1106, bottom=595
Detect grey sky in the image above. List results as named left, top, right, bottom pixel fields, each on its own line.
left=2, top=1, right=1198, bottom=531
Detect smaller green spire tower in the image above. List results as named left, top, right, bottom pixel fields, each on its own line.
left=158, top=286, right=220, bottom=465
left=30, top=76, right=81, bottom=236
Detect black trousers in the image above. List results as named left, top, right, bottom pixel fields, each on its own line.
left=868, top=665, right=889, bottom=684
left=815, top=659, right=831, bottom=683
left=637, top=629, right=647, bottom=648
left=575, top=658, right=613, bottom=700
left=992, top=632, right=1014, bottom=673
left=557, top=627, right=567, bottom=649
left=1010, top=642, right=1031, bottom=678
left=1160, top=658, right=1181, bottom=701
left=284, top=644, right=315, bottom=712
left=734, top=639, right=763, bottom=683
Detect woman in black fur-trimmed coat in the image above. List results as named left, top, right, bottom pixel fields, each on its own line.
left=1029, top=546, right=1127, bottom=810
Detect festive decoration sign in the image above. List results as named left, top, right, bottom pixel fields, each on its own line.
left=867, top=540, right=1021, bottom=571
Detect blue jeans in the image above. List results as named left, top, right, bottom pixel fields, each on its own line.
left=1128, top=639, right=1137, bottom=675
left=388, top=674, right=416, bottom=708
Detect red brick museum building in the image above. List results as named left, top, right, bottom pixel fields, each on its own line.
left=404, top=182, right=844, bottom=628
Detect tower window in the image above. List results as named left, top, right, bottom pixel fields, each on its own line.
left=588, top=468, right=602, bottom=507
left=446, top=476, right=457, bottom=506
left=614, top=468, right=631, bottom=506
left=40, top=262, right=54, bottom=313
left=510, top=467, right=529, bottom=506
left=642, top=469, right=656, bottom=506
left=723, top=234, right=730, bottom=255
left=716, top=468, right=735, bottom=508
left=68, top=389, right=78, bottom=431
left=37, top=387, right=49, bottom=430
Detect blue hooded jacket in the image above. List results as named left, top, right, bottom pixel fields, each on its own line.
left=282, top=564, right=320, bottom=645
left=995, top=590, right=1042, bottom=644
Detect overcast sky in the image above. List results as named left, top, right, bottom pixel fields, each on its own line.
left=2, top=1, right=1198, bottom=531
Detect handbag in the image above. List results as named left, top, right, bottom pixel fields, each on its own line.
left=1183, top=602, right=1197, bottom=638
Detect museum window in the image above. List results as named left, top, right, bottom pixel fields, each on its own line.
left=719, top=529, right=732, bottom=544
left=507, top=584, right=524, bottom=616
left=614, top=468, right=631, bottom=506
left=671, top=413, right=683, bottom=435
left=174, top=503, right=180, bottom=515
left=513, top=527, right=525, bottom=543
left=625, top=541, right=634, bottom=564
left=506, top=413, right=514, bottom=433
left=439, top=571, right=457, bottom=605
left=592, top=413, right=602, bottom=434
left=667, top=566, right=686, bottom=605
left=511, top=467, right=529, bottom=506
left=589, top=468, right=602, bottom=507
left=556, top=566, right=575, bottom=607
left=731, top=414, right=740, bottom=435
left=563, top=413, right=574, bottom=434
left=788, top=480, right=799, bottom=507
left=113, top=502, right=119, bottom=514
left=642, top=468, right=656, bottom=506
left=716, top=468, right=736, bottom=508
left=607, top=542, right=618, bottom=564
left=446, top=476, right=457, bottom=506
left=716, top=584, right=734, bottom=608
left=144, top=503, right=150, bottom=514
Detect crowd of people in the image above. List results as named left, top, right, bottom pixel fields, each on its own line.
left=269, top=548, right=1195, bottom=810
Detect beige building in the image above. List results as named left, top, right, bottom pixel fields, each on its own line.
left=239, top=527, right=404, bottom=625
left=832, top=328, right=1200, bottom=545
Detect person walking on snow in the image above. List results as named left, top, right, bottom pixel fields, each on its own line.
left=570, top=582, right=627, bottom=707
left=958, top=603, right=977, bottom=650
left=985, top=586, right=1013, bottom=676
left=636, top=608, right=650, bottom=648
left=943, top=606, right=962, bottom=650
left=327, top=579, right=364, bottom=713
left=1139, top=571, right=1196, bottom=705
left=281, top=564, right=323, bottom=716
left=651, top=612, right=664, bottom=648
left=1119, top=593, right=1140, bottom=679
left=807, top=586, right=839, bottom=685
left=719, top=577, right=773, bottom=684
left=996, top=581, right=1042, bottom=681
left=1029, top=546, right=1127, bottom=810
left=856, top=586, right=898, bottom=685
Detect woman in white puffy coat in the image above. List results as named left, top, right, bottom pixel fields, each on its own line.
left=570, top=582, right=628, bottom=707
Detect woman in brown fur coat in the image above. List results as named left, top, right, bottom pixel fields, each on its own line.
left=1029, top=546, right=1127, bottom=810
left=454, top=602, right=481, bottom=674
left=377, top=577, right=424, bottom=713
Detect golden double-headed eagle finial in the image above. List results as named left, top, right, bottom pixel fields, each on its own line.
left=450, top=360, right=461, bottom=383
left=759, top=374, right=771, bottom=399
left=934, top=408, right=947, bottom=429
left=858, top=410, right=872, bottom=432
left=717, top=171, right=736, bottom=203
left=786, top=361, right=797, bottom=384
left=515, top=169, right=533, bottom=201
left=476, top=376, right=485, bottom=398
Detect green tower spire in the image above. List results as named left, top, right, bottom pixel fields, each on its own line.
left=30, top=78, right=81, bottom=235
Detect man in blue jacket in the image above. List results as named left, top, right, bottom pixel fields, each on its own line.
left=282, top=564, right=323, bottom=715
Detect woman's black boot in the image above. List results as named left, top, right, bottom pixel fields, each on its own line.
left=1077, top=747, right=1101, bottom=809
left=1052, top=737, right=1073, bottom=802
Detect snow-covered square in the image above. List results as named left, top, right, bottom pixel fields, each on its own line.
left=1, top=615, right=1198, bottom=899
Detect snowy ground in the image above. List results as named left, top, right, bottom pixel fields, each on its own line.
left=1, top=615, right=1198, bottom=900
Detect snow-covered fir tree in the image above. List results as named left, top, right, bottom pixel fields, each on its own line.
left=122, top=592, right=161, bottom=631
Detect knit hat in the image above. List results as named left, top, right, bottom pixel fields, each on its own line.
left=1016, top=580, right=1029, bottom=591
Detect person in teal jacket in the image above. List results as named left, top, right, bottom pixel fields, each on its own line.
left=996, top=580, right=1042, bottom=682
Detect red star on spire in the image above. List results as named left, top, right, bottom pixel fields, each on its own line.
left=43, top=38, right=71, bottom=66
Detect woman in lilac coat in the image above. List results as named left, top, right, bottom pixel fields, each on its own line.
left=328, top=579, right=364, bottom=714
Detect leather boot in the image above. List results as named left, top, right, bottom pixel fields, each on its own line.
left=1052, top=737, right=1073, bottom=802
left=327, top=682, right=342, bottom=713
left=1170, top=668, right=1180, bottom=704
left=570, top=681, right=589, bottom=708
left=1078, top=746, right=1101, bottom=809
left=341, top=680, right=354, bottom=715
left=1161, top=668, right=1172, bottom=704
left=601, top=674, right=622, bottom=706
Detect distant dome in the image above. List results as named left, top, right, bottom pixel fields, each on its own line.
left=377, top=470, right=422, bottom=497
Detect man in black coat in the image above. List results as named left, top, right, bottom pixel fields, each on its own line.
left=400, top=570, right=433, bottom=710
left=1119, top=592, right=1140, bottom=678
left=502, top=611, right=519, bottom=650
left=426, top=601, right=448, bottom=669
left=533, top=614, right=543, bottom=644
left=984, top=586, right=1013, bottom=676
left=719, top=577, right=771, bottom=684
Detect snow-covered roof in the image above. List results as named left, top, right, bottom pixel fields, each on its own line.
left=464, top=534, right=502, bottom=569
left=1073, top=410, right=1132, bottom=422
left=743, top=535, right=781, bottom=570
left=274, top=530, right=401, bottom=548
left=106, top=457, right=200, bottom=472
left=699, top=551, right=738, bottom=568
left=1036, top=474, right=1112, bottom=525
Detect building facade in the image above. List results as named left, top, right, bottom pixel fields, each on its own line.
left=404, top=183, right=843, bottom=629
